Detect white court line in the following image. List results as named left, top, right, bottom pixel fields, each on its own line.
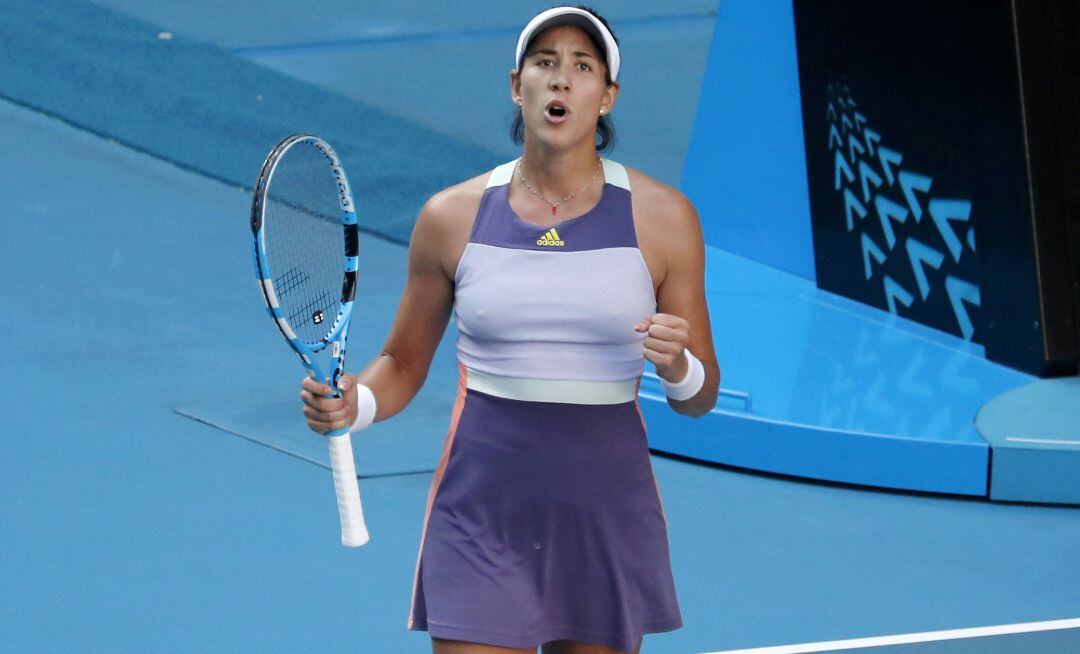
left=697, top=617, right=1080, bottom=654
left=1006, top=437, right=1080, bottom=446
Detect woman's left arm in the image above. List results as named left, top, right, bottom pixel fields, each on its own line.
left=635, top=189, right=720, bottom=418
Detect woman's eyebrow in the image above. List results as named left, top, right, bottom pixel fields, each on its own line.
left=530, top=48, right=597, bottom=59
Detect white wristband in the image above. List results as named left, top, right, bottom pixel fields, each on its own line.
left=350, top=383, right=378, bottom=433
left=661, top=348, right=706, bottom=401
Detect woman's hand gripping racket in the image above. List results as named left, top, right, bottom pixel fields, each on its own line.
left=250, top=134, right=369, bottom=547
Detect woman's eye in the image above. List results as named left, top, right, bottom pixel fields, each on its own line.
left=578, top=62, right=592, bottom=71
left=539, top=59, right=553, bottom=67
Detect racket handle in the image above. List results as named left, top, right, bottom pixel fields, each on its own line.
left=326, top=433, right=370, bottom=547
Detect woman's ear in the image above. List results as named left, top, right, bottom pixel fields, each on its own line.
left=600, top=81, right=620, bottom=115
left=509, top=69, right=522, bottom=106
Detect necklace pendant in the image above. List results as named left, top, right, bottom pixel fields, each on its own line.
left=552, top=206, right=557, bottom=216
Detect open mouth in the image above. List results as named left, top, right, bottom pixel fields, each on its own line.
left=545, top=101, right=570, bottom=119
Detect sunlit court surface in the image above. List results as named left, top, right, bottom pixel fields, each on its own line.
left=2, top=1, right=1079, bottom=653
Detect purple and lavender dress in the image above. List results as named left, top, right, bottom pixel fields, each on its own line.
left=407, top=158, right=682, bottom=652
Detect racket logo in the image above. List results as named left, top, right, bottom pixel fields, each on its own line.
left=313, top=310, right=324, bottom=325
left=333, top=172, right=354, bottom=212
left=311, top=140, right=355, bottom=212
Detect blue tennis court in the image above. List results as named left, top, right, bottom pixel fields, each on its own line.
left=2, top=1, right=1078, bottom=652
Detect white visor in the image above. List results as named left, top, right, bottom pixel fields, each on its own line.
left=515, top=7, right=620, bottom=82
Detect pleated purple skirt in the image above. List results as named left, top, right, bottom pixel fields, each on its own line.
left=408, top=365, right=682, bottom=652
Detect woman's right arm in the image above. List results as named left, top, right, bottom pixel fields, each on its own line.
left=356, top=195, right=458, bottom=420
left=300, top=191, right=464, bottom=433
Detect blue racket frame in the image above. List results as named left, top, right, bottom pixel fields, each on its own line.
left=250, top=134, right=359, bottom=436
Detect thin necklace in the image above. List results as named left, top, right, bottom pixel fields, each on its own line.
left=516, top=156, right=603, bottom=215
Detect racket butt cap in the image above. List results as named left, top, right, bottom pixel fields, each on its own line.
left=342, top=528, right=371, bottom=548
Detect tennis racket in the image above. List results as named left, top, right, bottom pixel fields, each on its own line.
left=250, top=133, right=369, bottom=547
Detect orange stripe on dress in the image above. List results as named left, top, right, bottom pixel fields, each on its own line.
left=408, top=362, right=469, bottom=628
left=406, top=360, right=470, bottom=625
left=634, top=375, right=669, bottom=524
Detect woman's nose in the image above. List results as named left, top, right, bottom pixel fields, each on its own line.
left=548, top=65, right=570, bottom=91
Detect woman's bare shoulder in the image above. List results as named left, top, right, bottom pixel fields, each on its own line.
left=408, top=172, right=491, bottom=278
left=421, top=172, right=489, bottom=224
left=624, top=166, right=699, bottom=229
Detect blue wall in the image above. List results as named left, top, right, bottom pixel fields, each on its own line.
left=682, top=0, right=815, bottom=281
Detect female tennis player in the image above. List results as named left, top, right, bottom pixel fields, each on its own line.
left=300, top=6, right=719, bottom=653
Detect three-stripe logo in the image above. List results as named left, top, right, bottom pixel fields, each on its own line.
left=536, top=228, right=565, bottom=247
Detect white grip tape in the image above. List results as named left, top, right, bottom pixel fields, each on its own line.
left=326, top=433, right=370, bottom=547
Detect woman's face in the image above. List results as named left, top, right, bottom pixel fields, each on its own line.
left=512, top=24, right=618, bottom=150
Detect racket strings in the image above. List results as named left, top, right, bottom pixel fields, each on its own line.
left=287, top=290, right=337, bottom=337
left=273, top=266, right=310, bottom=300
left=261, top=140, right=346, bottom=346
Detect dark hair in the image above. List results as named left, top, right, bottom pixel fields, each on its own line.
left=510, top=5, right=619, bottom=153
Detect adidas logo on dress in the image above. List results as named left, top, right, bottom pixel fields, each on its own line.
left=536, top=228, right=565, bottom=247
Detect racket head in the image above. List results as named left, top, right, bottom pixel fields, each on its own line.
left=251, top=134, right=359, bottom=372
